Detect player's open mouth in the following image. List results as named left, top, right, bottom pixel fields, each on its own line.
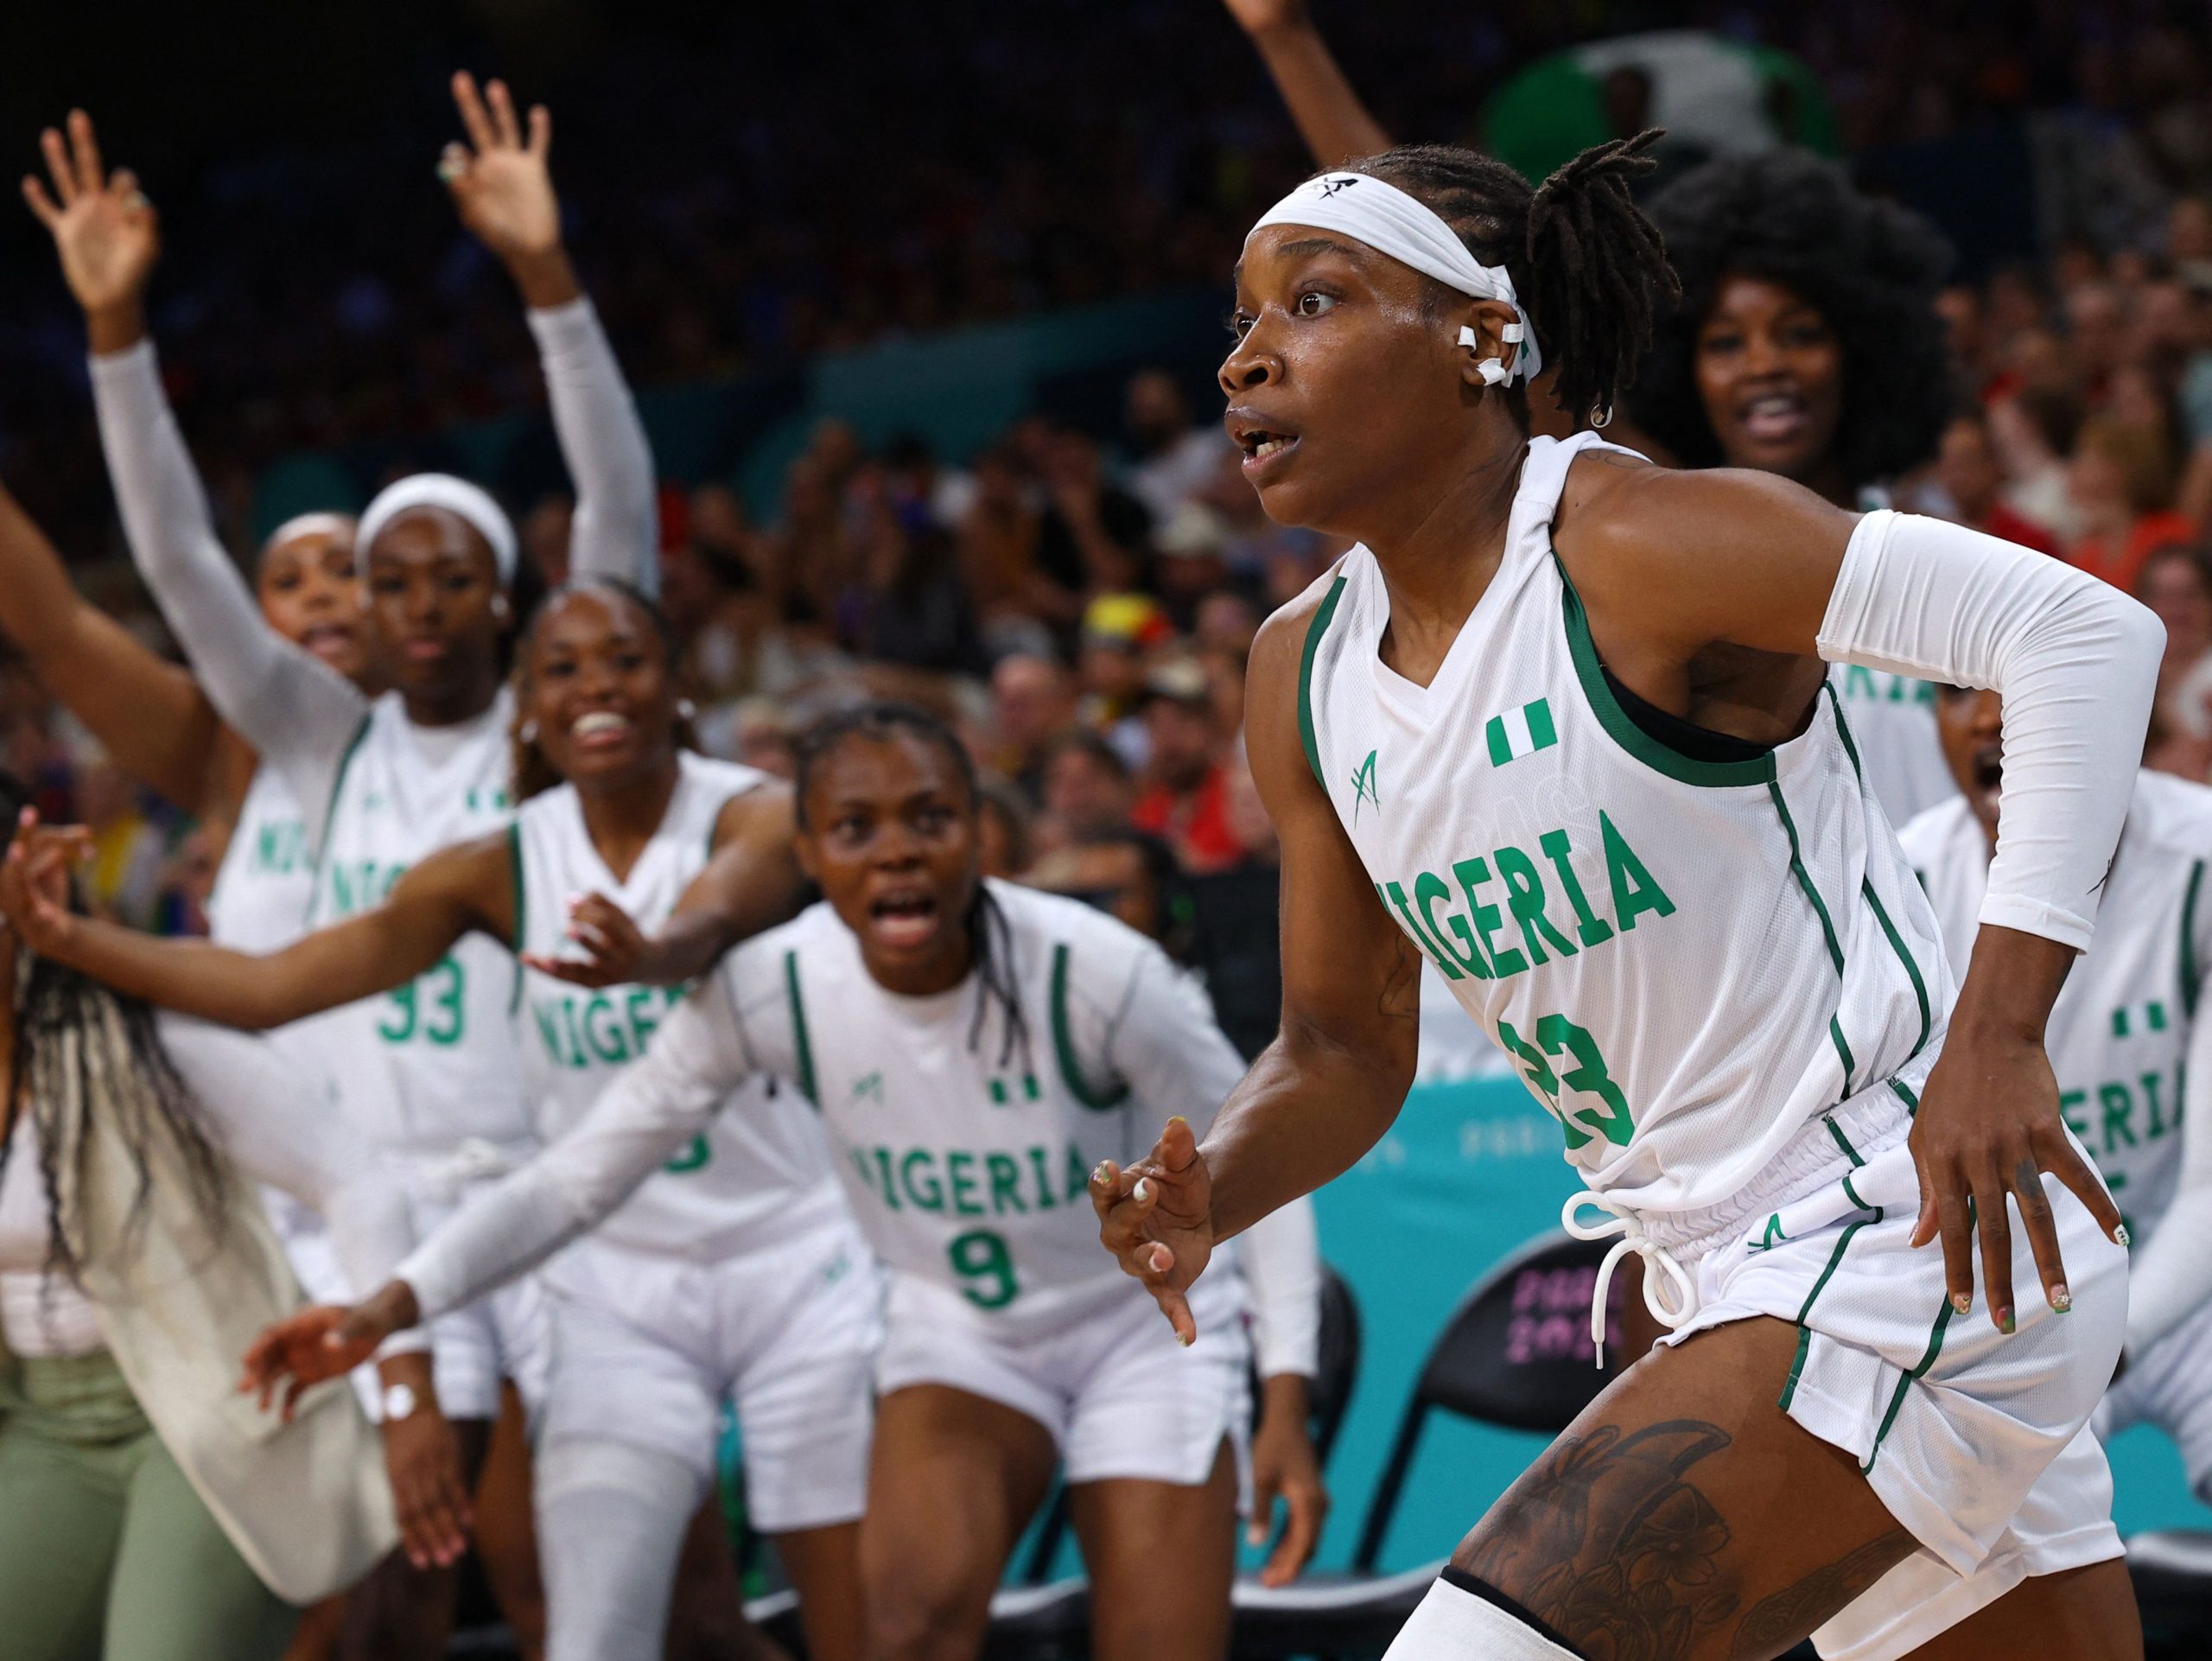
left=402, top=638, right=450, bottom=664
left=1973, top=745, right=2002, bottom=811
left=1738, top=391, right=1808, bottom=445
left=570, top=710, right=634, bottom=750
left=1232, top=419, right=1301, bottom=478
left=299, top=623, right=355, bottom=662
left=869, top=891, right=939, bottom=949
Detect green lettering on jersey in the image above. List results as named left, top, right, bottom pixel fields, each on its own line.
left=2100, top=1083, right=2136, bottom=1149
left=1029, top=1146, right=1059, bottom=1211
left=986, top=1153, right=1027, bottom=1214
left=2142, top=1072, right=2170, bottom=1138
left=873, top=1147, right=902, bottom=1210
left=1539, top=829, right=1615, bottom=949
left=901, top=1149, right=944, bottom=1212
left=2058, top=1089, right=2089, bottom=1141
left=1842, top=665, right=1878, bottom=699
left=1599, top=811, right=1674, bottom=931
left=1452, top=857, right=1526, bottom=978
left=1496, top=846, right=1578, bottom=966
left=947, top=1150, right=983, bottom=1216
left=582, top=995, right=632, bottom=1064
left=1383, top=881, right=1465, bottom=980
left=1414, top=871, right=1490, bottom=979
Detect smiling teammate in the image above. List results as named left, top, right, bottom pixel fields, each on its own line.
left=1093, top=134, right=2158, bottom=1660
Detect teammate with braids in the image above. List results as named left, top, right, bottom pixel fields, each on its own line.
left=0, top=579, right=873, bottom=1661
left=1221, top=3, right=1962, bottom=827
left=1093, top=130, right=2160, bottom=1661
left=230, top=701, right=1324, bottom=1661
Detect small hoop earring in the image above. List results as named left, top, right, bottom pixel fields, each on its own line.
left=1590, top=402, right=1615, bottom=430
left=518, top=718, right=539, bottom=744
left=491, top=594, right=512, bottom=621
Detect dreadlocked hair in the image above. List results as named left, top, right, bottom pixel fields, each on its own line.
left=792, top=702, right=1031, bottom=1073
left=509, top=576, right=700, bottom=803
left=1354, top=129, right=1679, bottom=429
left=0, top=771, right=230, bottom=1295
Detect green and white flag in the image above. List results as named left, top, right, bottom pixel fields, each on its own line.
left=1484, top=697, right=1557, bottom=767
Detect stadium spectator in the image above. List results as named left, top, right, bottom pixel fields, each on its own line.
left=2136, top=540, right=2212, bottom=780
left=2067, top=416, right=2196, bottom=589
left=1122, top=367, right=1231, bottom=525
left=1037, top=729, right=1137, bottom=850
left=1933, top=407, right=2065, bottom=556
left=986, top=651, right=1079, bottom=796
left=1129, top=657, right=1249, bottom=876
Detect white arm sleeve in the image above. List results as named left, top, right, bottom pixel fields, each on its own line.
left=156, top=1015, right=416, bottom=1299
left=2124, top=974, right=2212, bottom=1357
left=1095, top=940, right=1323, bottom=1376
left=1818, top=510, right=2164, bottom=951
left=89, top=342, right=367, bottom=830
left=397, top=983, right=753, bottom=1319
left=527, top=298, right=658, bottom=594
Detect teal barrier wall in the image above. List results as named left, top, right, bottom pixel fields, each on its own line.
left=1305, top=1072, right=2212, bottom=1575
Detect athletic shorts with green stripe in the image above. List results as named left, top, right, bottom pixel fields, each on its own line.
left=1661, top=1124, right=2128, bottom=1661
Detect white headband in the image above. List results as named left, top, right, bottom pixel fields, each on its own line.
left=355, top=474, right=518, bottom=586
left=1248, top=171, right=1542, bottom=384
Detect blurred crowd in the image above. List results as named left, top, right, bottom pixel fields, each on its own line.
left=18, top=1, right=2212, bottom=958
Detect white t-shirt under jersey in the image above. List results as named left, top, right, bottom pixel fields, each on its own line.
left=1299, top=432, right=1951, bottom=1243
left=512, top=751, right=841, bottom=1263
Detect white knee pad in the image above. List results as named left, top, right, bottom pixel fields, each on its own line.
left=536, top=1438, right=711, bottom=1661
left=1383, top=1571, right=1584, bottom=1659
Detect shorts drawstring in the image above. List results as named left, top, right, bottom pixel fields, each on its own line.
left=1563, top=1190, right=1698, bottom=1370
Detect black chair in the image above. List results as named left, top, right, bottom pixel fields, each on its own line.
left=2127, top=1531, right=2212, bottom=1658
left=1351, top=1229, right=1624, bottom=1571
left=1020, top=1261, right=1363, bottom=1583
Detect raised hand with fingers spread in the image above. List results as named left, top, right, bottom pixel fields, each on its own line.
left=1090, top=1114, right=1217, bottom=1346
left=442, top=70, right=578, bottom=309
left=21, top=109, right=159, bottom=351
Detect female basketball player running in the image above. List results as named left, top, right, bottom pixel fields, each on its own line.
left=1094, top=137, right=2159, bottom=1661
left=1904, top=689, right=2212, bottom=1506
left=219, top=703, right=1323, bottom=1661
left=25, top=85, right=657, bottom=1658
left=0, top=581, right=872, bottom=1661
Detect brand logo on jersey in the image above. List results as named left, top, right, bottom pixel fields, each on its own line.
left=1376, top=811, right=1674, bottom=986
left=1484, top=697, right=1557, bottom=767
left=1351, top=750, right=1381, bottom=821
left=251, top=818, right=308, bottom=876
left=852, top=1071, right=885, bottom=1104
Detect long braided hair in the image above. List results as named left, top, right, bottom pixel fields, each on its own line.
left=0, top=770, right=229, bottom=1292
left=791, top=703, right=1032, bottom=1073
left=1348, top=130, right=1680, bottom=430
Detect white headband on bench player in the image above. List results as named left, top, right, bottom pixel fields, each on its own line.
left=1247, top=171, right=1541, bottom=386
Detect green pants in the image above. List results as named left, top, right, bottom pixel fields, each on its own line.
left=0, top=1349, right=298, bottom=1661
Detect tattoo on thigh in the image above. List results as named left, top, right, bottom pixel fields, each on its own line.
left=1463, top=1420, right=1740, bottom=1660
left=1725, top=1531, right=1912, bottom=1660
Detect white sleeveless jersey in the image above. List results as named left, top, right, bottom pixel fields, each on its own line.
left=1902, top=771, right=2212, bottom=1248
left=1827, top=665, right=1953, bottom=830
left=310, top=689, right=527, bottom=1154
left=720, top=881, right=1250, bottom=1339
left=1299, top=433, right=1952, bottom=1231
left=207, top=765, right=315, bottom=951
left=514, top=751, right=837, bottom=1259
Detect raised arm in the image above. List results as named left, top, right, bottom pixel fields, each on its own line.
left=0, top=822, right=511, bottom=1029
left=1222, top=0, right=1391, bottom=169
left=0, top=476, right=232, bottom=813
left=525, top=782, right=804, bottom=989
left=1567, top=459, right=2155, bottom=1327
left=442, top=73, right=658, bottom=591
left=25, top=111, right=366, bottom=819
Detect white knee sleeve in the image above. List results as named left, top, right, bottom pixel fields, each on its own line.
left=1383, top=1572, right=1582, bottom=1659
left=536, top=1437, right=710, bottom=1661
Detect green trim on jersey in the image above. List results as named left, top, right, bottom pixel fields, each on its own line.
left=1769, top=780, right=1855, bottom=1088
left=1299, top=576, right=1349, bottom=789
left=1866, top=1292, right=1957, bottom=1473
left=784, top=950, right=817, bottom=1105
left=1051, top=944, right=1130, bottom=1112
left=1822, top=1115, right=1865, bottom=1168
left=313, top=713, right=375, bottom=877
left=506, top=824, right=526, bottom=1015
left=1555, top=554, right=1777, bottom=787
left=1777, top=1207, right=1880, bottom=1413
left=1861, top=880, right=1931, bottom=1060
left=1822, top=682, right=1863, bottom=780
left=2183, top=859, right=2206, bottom=1019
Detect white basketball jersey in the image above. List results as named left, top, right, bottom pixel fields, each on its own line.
left=310, top=690, right=526, bottom=1154
left=727, top=882, right=1213, bottom=1338
left=1902, top=771, right=2212, bottom=1247
left=1299, top=432, right=1952, bottom=1225
left=1827, top=665, right=1954, bottom=830
left=514, top=751, right=837, bottom=1259
left=207, top=765, right=315, bottom=951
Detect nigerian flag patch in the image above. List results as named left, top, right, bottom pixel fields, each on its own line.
left=1484, top=697, right=1557, bottom=767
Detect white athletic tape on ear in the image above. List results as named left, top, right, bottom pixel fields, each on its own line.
left=1250, top=171, right=1542, bottom=383
left=356, top=474, right=518, bottom=587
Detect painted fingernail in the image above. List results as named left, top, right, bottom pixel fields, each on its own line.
left=1167, top=1115, right=1188, bottom=1126
left=1176, top=1331, right=1193, bottom=1347
left=1998, top=1309, right=2016, bottom=1334
left=1133, top=1179, right=1153, bottom=1205
left=1951, top=1292, right=1972, bottom=1314
left=2050, top=1284, right=2072, bottom=1313
left=1090, top=1162, right=1109, bottom=1187
left=2115, top=1224, right=2132, bottom=1248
